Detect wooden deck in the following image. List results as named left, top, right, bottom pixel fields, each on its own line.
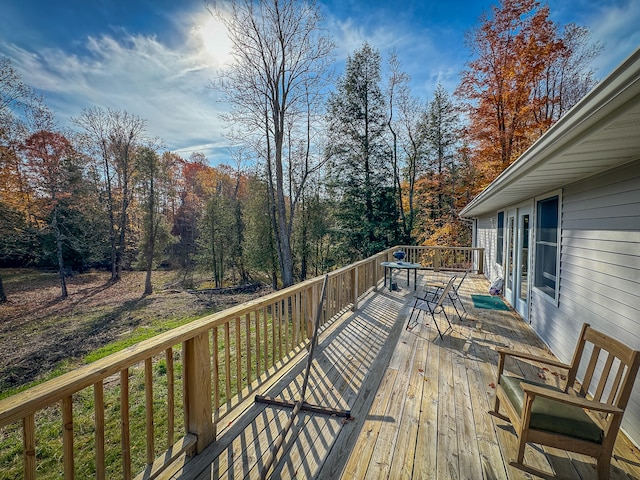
left=165, top=272, right=640, bottom=480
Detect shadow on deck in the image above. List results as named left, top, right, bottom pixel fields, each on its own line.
left=165, top=273, right=640, bottom=480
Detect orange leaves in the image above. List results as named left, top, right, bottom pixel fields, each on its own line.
left=457, top=0, right=594, bottom=189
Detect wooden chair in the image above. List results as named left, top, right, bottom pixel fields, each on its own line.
left=406, top=275, right=456, bottom=339
left=490, top=323, right=640, bottom=479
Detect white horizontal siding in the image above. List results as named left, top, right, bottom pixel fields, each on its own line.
left=469, top=159, right=640, bottom=444
left=546, top=159, right=640, bottom=444
left=475, top=215, right=501, bottom=282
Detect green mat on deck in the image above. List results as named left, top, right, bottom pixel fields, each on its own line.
left=471, top=294, right=509, bottom=311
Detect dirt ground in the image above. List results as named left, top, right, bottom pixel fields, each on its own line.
left=0, top=269, right=270, bottom=391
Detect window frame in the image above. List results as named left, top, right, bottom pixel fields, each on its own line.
left=496, top=211, right=505, bottom=266
left=533, top=191, right=562, bottom=305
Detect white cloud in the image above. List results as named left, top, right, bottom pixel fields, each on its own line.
left=1, top=11, right=236, bottom=164
left=587, top=1, right=640, bottom=74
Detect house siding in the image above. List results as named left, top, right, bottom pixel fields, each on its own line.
left=546, top=159, right=640, bottom=444
left=471, top=159, right=640, bottom=444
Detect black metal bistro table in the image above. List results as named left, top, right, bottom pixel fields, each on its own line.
left=381, top=261, right=422, bottom=291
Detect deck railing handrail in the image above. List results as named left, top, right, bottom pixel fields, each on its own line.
left=0, top=245, right=483, bottom=479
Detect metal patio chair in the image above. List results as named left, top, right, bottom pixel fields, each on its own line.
left=423, top=269, right=468, bottom=320
left=406, top=275, right=456, bottom=339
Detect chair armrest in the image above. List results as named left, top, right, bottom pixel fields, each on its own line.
left=496, top=347, right=571, bottom=371
left=520, top=382, right=624, bottom=415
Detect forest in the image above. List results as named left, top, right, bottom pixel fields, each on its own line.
left=0, top=0, right=601, bottom=302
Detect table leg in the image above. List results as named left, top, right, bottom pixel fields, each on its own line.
left=414, top=268, right=417, bottom=290
left=389, top=269, right=393, bottom=291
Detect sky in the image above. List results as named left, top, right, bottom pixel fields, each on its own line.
left=2, top=0, right=639, bottom=165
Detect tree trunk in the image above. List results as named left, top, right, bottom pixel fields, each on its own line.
left=144, top=174, right=156, bottom=296
left=53, top=208, right=68, bottom=298
left=0, top=276, right=7, bottom=304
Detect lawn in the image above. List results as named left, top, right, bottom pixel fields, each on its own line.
left=0, top=268, right=268, bottom=396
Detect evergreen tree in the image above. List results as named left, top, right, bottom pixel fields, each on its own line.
left=326, top=43, right=397, bottom=259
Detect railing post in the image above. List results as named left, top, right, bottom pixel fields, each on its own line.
left=183, top=332, right=215, bottom=455
left=351, top=265, right=359, bottom=311
left=478, top=248, right=485, bottom=274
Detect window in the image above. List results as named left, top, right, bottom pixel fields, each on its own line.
left=534, top=195, right=559, bottom=300
left=496, top=211, right=504, bottom=265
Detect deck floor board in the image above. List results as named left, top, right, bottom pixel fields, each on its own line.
left=167, top=274, right=640, bottom=480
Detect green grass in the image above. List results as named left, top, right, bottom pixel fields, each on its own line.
left=84, top=316, right=200, bottom=363
left=0, top=312, right=210, bottom=402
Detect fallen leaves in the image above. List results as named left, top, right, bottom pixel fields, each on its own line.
left=342, top=415, right=355, bottom=425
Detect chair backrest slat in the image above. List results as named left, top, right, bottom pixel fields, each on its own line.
left=606, top=361, right=626, bottom=406
left=581, top=345, right=601, bottom=397
left=594, top=352, right=616, bottom=402
left=435, top=276, right=456, bottom=309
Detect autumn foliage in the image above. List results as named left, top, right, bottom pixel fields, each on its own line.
left=456, top=0, right=599, bottom=191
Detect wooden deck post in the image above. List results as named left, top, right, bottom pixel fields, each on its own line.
left=183, top=332, right=215, bottom=455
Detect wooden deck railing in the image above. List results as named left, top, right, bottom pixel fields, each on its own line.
left=0, top=245, right=483, bottom=479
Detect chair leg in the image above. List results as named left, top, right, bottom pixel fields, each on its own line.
left=516, top=436, right=527, bottom=464
left=493, top=394, right=500, bottom=415
left=596, top=453, right=612, bottom=479
left=449, top=293, right=463, bottom=320
left=406, top=303, right=421, bottom=330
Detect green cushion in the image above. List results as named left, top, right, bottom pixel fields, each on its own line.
left=500, top=375, right=604, bottom=444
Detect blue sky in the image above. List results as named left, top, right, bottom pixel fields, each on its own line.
left=2, top=0, right=639, bottom=164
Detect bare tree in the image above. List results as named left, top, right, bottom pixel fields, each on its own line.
left=210, top=0, right=334, bottom=287
left=73, top=107, right=146, bottom=281
left=386, top=51, right=412, bottom=242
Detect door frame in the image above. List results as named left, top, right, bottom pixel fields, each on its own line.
left=503, top=203, right=532, bottom=320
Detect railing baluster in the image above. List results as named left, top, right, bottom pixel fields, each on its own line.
left=144, top=358, right=154, bottom=464
left=121, top=369, right=131, bottom=480
left=293, top=292, right=299, bottom=346
left=62, top=396, right=74, bottom=479
left=271, top=304, right=276, bottom=366
left=165, top=348, right=174, bottom=446
left=255, top=310, right=261, bottom=378
left=278, top=300, right=283, bottom=361
left=94, top=381, right=105, bottom=480
left=224, top=322, right=231, bottom=403
left=246, top=313, right=252, bottom=385
left=212, top=328, right=220, bottom=410
left=235, top=316, right=241, bottom=397
left=23, top=413, right=36, bottom=480
left=262, top=306, right=268, bottom=370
